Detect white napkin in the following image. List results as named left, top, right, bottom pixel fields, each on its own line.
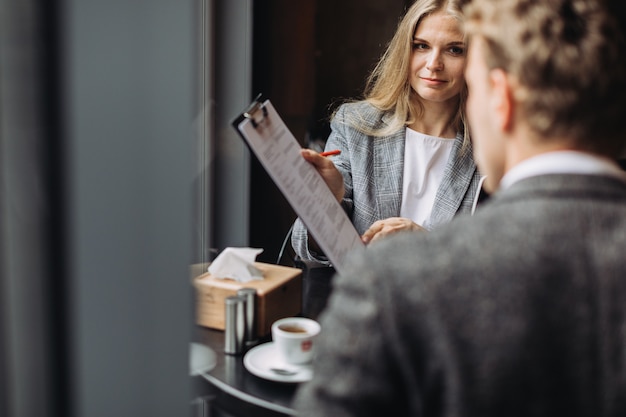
left=208, top=247, right=264, bottom=283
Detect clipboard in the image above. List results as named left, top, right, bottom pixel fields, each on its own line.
left=231, top=95, right=364, bottom=273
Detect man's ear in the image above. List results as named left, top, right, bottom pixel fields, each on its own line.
left=489, top=68, right=514, bottom=132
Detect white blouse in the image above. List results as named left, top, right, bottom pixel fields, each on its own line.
left=400, top=127, right=455, bottom=226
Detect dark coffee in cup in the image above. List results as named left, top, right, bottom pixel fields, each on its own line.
left=278, top=324, right=308, bottom=334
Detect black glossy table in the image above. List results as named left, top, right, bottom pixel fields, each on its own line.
left=192, top=265, right=336, bottom=417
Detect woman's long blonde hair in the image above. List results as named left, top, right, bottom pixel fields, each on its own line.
left=347, top=0, right=468, bottom=143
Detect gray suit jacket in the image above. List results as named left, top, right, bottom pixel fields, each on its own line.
left=292, top=101, right=482, bottom=264
left=294, top=173, right=626, bottom=417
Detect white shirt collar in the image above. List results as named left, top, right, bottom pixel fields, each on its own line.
left=499, top=151, right=626, bottom=190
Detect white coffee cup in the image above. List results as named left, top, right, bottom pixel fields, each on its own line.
left=271, top=317, right=321, bottom=365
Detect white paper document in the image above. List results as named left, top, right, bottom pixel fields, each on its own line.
left=233, top=98, right=363, bottom=273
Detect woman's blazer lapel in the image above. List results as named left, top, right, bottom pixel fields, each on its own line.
left=425, top=136, right=477, bottom=229
left=373, top=128, right=406, bottom=221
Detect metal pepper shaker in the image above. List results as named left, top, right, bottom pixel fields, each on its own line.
left=237, top=287, right=257, bottom=345
left=224, top=295, right=246, bottom=355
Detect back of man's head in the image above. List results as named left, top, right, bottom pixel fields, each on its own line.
left=464, top=0, right=626, bottom=156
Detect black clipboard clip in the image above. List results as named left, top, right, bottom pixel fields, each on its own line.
left=242, top=94, right=268, bottom=128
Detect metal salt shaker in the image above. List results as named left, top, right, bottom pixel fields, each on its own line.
left=224, top=295, right=246, bottom=355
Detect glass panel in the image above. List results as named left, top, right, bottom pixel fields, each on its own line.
left=194, top=0, right=215, bottom=270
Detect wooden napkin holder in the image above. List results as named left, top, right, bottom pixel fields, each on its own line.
left=193, top=262, right=302, bottom=337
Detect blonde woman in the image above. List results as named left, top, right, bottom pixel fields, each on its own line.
left=292, top=0, right=484, bottom=266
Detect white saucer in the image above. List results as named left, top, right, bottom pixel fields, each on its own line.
left=243, top=342, right=313, bottom=383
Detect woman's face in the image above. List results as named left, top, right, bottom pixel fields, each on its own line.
left=409, top=11, right=466, bottom=106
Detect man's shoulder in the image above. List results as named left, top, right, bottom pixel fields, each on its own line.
left=344, top=218, right=488, bottom=283
left=345, top=208, right=509, bottom=287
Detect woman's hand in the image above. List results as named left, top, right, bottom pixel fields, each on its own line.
left=361, top=217, right=427, bottom=244
left=300, top=149, right=345, bottom=202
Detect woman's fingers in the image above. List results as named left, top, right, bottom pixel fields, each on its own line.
left=301, top=149, right=345, bottom=201
left=362, top=217, right=427, bottom=244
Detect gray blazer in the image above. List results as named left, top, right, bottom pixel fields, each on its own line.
left=291, top=101, right=482, bottom=264
left=294, top=173, right=626, bottom=417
